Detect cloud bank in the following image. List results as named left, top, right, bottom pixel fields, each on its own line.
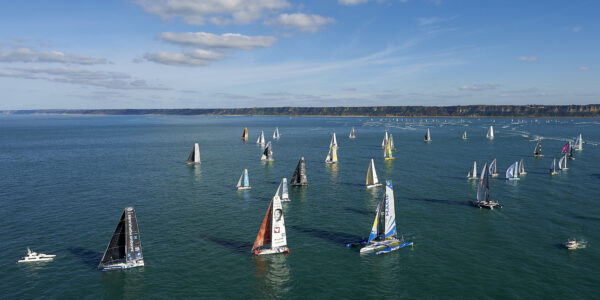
left=158, top=32, right=277, bottom=50
left=265, top=13, right=334, bottom=33
left=0, top=47, right=108, bottom=65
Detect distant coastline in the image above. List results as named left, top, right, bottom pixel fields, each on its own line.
left=3, top=104, right=600, bottom=117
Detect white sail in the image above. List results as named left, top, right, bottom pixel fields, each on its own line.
left=575, top=134, right=583, bottom=150
left=424, top=128, right=431, bottom=142
left=273, top=127, right=280, bottom=139
left=519, top=158, right=526, bottom=175
left=271, top=187, right=287, bottom=248
left=559, top=154, right=568, bottom=170
left=256, top=131, right=265, bottom=145
left=366, top=159, right=381, bottom=187
left=349, top=127, right=356, bottom=139
left=473, top=161, right=477, bottom=178
left=236, top=169, right=250, bottom=189
left=384, top=180, right=397, bottom=238
left=389, top=134, right=395, bottom=151
left=551, top=157, right=558, bottom=174
left=506, top=162, right=519, bottom=180
left=462, top=131, right=467, bottom=139
left=486, top=126, right=494, bottom=139
left=281, top=178, right=289, bottom=201
left=187, top=143, right=200, bottom=163
left=382, top=131, right=388, bottom=148
left=329, top=133, right=338, bottom=148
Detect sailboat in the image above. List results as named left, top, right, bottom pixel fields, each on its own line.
left=236, top=169, right=251, bottom=190
left=462, top=131, right=467, bottom=140
left=574, top=134, right=583, bottom=151
left=471, top=162, right=502, bottom=209
left=98, top=207, right=144, bottom=270
left=534, top=138, right=543, bottom=157
left=290, top=157, right=308, bottom=186
left=486, top=125, right=494, bottom=139
left=366, top=159, right=382, bottom=188
left=568, top=141, right=575, bottom=160
left=241, top=128, right=249, bottom=141
left=389, top=134, right=396, bottom=151
left=261, top=141, right=274, bottom=161
left=360, top=180, right=413, bottom=255
left=280, top=178, right=289, bottom=201
left=506, top=161, right=520, bottom=180
left=558, top=154, right=568, bottom=170
left=349, top=127, right=356, bottom=139
left=325, top=134, right=338, bottom=164
left=186, top=143, right=201, bottom=164
left=381, top=131, right=388, bottom=148
left=550, top=157, right=559, bottom=175
left=251, top=185, right=289, bottom=255
left=256, top=130, right=265, bottom=145
left=489, top=158, right=499, bottom=177
left=518, top=158, right=527, bottom=175
left=467, top=161, right=478, bottom=180
left=383, top=137, right=394, bottom=160
left=424, top=128, right=432, bottom=142
left=273, top=127, right=280, bottom=140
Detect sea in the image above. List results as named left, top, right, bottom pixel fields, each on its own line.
left=1, top=114, right=599, bottom=299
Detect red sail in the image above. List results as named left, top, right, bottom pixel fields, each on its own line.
left=252, top=201, right=272, bottom=252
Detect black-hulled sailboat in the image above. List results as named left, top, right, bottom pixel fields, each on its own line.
left=291, top=157, right=308, bottom=186
left=98, top=207, right=144, bottom=271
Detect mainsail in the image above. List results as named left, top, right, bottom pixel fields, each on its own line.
left=389, top=134, right=396, bottom=151
left=326, top=134, right=338, bottom=164
left=236, top=169, right=251, bottom=190
left=574, top=134, right=583, bottom=151
left=489, top=158, right=498, bottom=177
left=519, top=158, right=526, bottom=175
left=383, top=137, right=394, bottom=160
left=98, top=207, right=144, bottom=270
left=291, top=157, right=308, bottom=186
left=382, top=131, right=389, bottom=148
left=476, top=162, right=488, bottom=203
left=273, top=127, right=280, bottom=139
left=550, top=157, right=558, bottom=175
left=534, top=139, right=543, bottom=157
left=367, top=180, right=397, bottom=242
left=251, top=186, right=288, bottom=255
left=506, top=161, right=519, bottom=180
left=241, top=128, right=249, bottom=141
left=261, top=141, right=274, bottom=161
left=486, top=125, right=494, bottom=139
left=366, top=158, right=381, bottom=187
left=559, top=154, right=568, bottom=170
left=281, top=178, right=289, bottom=201
left=256, top=131, right=265, bottom=145
left=186, top=143, right=200, bottom=164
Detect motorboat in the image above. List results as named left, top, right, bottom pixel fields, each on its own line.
left=17, top=248, right=55, bottom=263
left=564, top=238, right=579, bottom=250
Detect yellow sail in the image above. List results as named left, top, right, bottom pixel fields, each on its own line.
left=384, top=139, right=394, bottom=160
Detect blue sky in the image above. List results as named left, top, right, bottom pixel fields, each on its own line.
left=0, top=0, right=598, bottom=109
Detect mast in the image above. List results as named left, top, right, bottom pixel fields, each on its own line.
left=291, top=157, right=308, bottom=186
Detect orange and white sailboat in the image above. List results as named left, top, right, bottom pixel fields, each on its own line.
left=251, top=185, right=289, bottom=255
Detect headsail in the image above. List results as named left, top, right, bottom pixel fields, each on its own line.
left=98, top=207, right=144, bottom=269
left=186, top=143, right=201, bottom=164
left=291, top=157, right=308, bottom=186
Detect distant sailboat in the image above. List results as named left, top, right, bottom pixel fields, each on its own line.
left=261, top=141, right=274, bottom=161
left=550, top=157, right=559, bottom=175
left=251, top=185, right=289, bottom=255
left=462, top=131, right=467, bottom=140
left=290, top=157, right=308, bottom=186
left=506, top=161, right=520, bottom=180
left=486, top=126, right=494, bottom=139
left=518, top=158, right=527, bottom=175
left=558, top=154, right=568, bottom=170
left=472, top=162, right=502, bottom=209
left=467, top=161, right=478, bottom=180
left=574, top=134, right=583, bottom=151
left=424, top=128, right=432, bottom=142
left=273, top=127, right=280, bottom=140
left=236, top=169, right=251, bottom=190
left=489, top=158, right=499, bottom=177
left=360, top=180, right=413, bottom=255
left=389, top=134, right=396, bottom=151
left=241, top=128, right=249, bottom=141
left=186, top=143, right=201, bottom=164
left=383, top=136, right=394, bottom=160
left=256, top=130, right=265, bottom=145
left=326, top=134, right=338, bottom=164
left=98, top=207, right=144, bottom=270
left=349, top=127, right=356, bottom=139
left=366, top=159, right=382, bottom=188
left=534, top=139, right=543, bottom=157
left=381, top=131, right=389, bottom=148
left=280, top=178, right=290, bottom=201
left=568, top=141, right=575, bottom=160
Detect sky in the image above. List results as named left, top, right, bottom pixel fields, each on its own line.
left=0, top=0, right=598, bottom=109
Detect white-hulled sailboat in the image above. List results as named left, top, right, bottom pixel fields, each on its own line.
left=349, top=127, right=356, bottom=139
left=366, top=159, right=382, bottom=188
left=574, top=134, right=583, bottom=151
left=326, top=134, right=338, bottom=164
left=471, top=162, right=502, bottom=209
left=467, top=161, right=478, bottom=180
left=236, top=169, right=251, bottom=190
left=534, top=138, right=543, bottom=157
left=360, top=180, right=413, bottom=255
left=381, top=131, right=389, bottom=148
left=98, top=207, right=144, bottom=270
left=424, top=128, right=432, bottom=142
left=256, top=130, right=265, bottom=145
left=486, top=125, right=494, bottom=139
left=506, top=161, right=520, bottom=180
left=559, top=154, right=568, bottom=170
left=518, top=158, right=527, bottom=175
left=489, top=158, right=499, bottom=177
left=186, top=143, right=201, bottom=164
left=261, top=141, right=274, bottom=161
left=251, top=185, right=289, bottom=255
left=280, top=178, right=289, bottom=201
left=290, top=157, right=308, bottom=186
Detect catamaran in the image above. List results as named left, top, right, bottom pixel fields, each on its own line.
left=462, top=131, right=467, bottom=140
left=360, top=180, right=413, bottom=255
left=381, top=131, right=388, bottom=148
left=241, top=128, right=249, bottom=141
left=326, top=134, right=338, bottom=164
left=291, top=157, right=308, bottom=186
left=366, top=158, right=382, bottom=188
left=383, top=137, right=394, bottom=160
left=424, top=128, right=432, bottom=142
left=98, top=207, right=144, bottom=271
left=534, top=138, right=543, bottom=157
left=280, top=178, right=290, bottom=201
left=558, top=154, right=568, bottom=170
left=550, top=157, right=559, bottom=175
left=349, top=127, right=356, bottom=139
left=489, top=158, right=499, bottom=177
left=574, top=134, right=583, bottom=151
left=273, top=127, right=280, bottom=140
left=486, top=125, right=494, bottom=139
left=17, top=248, right=56, bottom=263
left=518, top=158, right=527, bottom=175
left=261, top=141, right=274, bottom=161
left=186, top=143, right=201, bottom=164
left=506, top=161, right=520, bottom=180
left=256, top=130, right=265, bottom=145
left=389, top=134, right=396, bottom=151
left=236, top=169, right=251, bottom=190
left=251, top=185, right=289, bottom=255
left=467, top=161, right=478, bottom=180
left=471, top=162, right=502, bottom=209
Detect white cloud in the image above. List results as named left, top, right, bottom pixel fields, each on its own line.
left=338, top=0, right=369, bottom=5
left=158, top=32, right=277, bottom=50
left=134, top=0, right=290, bottom=25
left=143, top=49, right=224, bottom=66
left=265, top=13, right=335, bottom=33
left=0, top=47, right=108, bottom=65
left=517, top=56, right=538, bottom=62
left=459, top=83, right=499, bottom=91
left=0, top=67, right=166, bottom=90
left=577, top=66, right=588, bottom=71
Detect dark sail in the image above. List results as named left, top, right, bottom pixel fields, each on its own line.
left=291, top=157, right=308, bottom=186
left=186, top=147, right=195, bottom=163
left=98, top=207, right=143, bottom=268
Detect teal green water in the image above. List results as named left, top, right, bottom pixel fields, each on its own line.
left=1, top=115, right=599, bottom=299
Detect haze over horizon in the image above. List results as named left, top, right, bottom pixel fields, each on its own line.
left=0, top=0, right=598, bottom=110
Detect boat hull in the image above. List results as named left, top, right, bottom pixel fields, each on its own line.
left=99, top=261, right=145, bottom=271
left=18, top=257, right=54, bottom=263
left=360, top=239, right=412, bottom=254
left=237, top=187, right=251, bottom=190
left=471, top=200, right=502, bottom=210
left=252, top=247, right=289, bottom=256
left=366, top=183, right=382, bottom=188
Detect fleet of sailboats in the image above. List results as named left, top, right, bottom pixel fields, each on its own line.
left=98, top=207, right=144, bottom=270
left=236, top=169, right=251, bottom=190
left=366, top=159, right=382, bottom=188
left=186, top=143, right=201, bottom=164
left=251, top=185, right=289, bottom=255
left=486, top=125, right=494, bottom=139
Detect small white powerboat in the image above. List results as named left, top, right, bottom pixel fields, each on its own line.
left=17, top=247, right=56, bottom=263
left=564, top=238, right=579, bottom=250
